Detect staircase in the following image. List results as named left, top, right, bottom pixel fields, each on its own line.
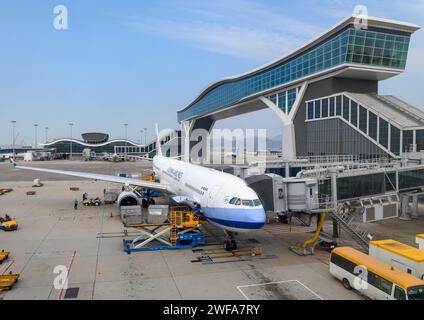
left=330, top=204, right=372, bottom=251
left=169, top=209, right=178, bottom=246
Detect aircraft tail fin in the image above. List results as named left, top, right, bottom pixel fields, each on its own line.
left=155, top=124, right=163, bottom=156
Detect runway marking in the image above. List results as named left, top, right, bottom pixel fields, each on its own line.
left=236, top=280, right=323, bottom=300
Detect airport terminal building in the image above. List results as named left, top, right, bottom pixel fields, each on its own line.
left=178, top=16, right=423, bottom=160
left=42, top=131, right=181, bottom=157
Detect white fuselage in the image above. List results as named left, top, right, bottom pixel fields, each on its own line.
left=152, top=155, right=266, bottom=233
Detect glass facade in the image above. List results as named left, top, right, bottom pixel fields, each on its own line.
left=399, top=169, right=424, bottom=190
left=337, top=173, right=396, bottom=201
left=346, top=28, right=410, bottom=69
left=319, top=169, right=424, bottom=200
left=45, top=140, right=143, bottom=154
left=268, top=86, right=300, bottom=114
left=178, top=25, right=411, bottom=122
left=278, top=91, right=286, bottom=113
left=305, top=93, right=414, bottom=157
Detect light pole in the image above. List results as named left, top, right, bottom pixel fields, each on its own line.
left=123, top=124, right=128, bottom=159
left=11, top=121, right=16, bottom=160
left=69, top=123, right=74, bottom=160
left=34, top=124, right=39, bottom=148
left=143, top=127, right=147, bottom=145
left=124, top=124, right=128, bottom=140
left=45, top=127, right=49, bottom=143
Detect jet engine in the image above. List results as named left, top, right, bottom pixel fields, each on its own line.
left=117, top=191, right=139, bottom=207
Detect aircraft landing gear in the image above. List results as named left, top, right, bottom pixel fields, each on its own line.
left=223, top=231, right=237, bottom=251
left=224, top=239, right=237, bottom=251
left=141, top=197, right=155, bottom=208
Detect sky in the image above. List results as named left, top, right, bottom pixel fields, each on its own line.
left=0, top=0, right=423, bottom=146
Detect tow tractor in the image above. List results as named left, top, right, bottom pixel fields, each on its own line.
left=0, top=250, right=10, bottom=264
left=83, top=197, right=102, bottom=206
left=0, top=215, right=18, bottom=231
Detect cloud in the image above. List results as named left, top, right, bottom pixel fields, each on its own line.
left=395, top=0, right=424, bottom=17
left=123, top=0, right=323, bottom=61
left=129, top=19, right=305, bottom=61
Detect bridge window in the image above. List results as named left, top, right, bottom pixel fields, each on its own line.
left=368, top=112, right=378, bottom=141
left=307, top=102, right=314, bottom=120
left=329, top=97, right=335, bottom=117
left=359, top=106, right=368, bottom=133
left=278, top=91, right=287, bottom=113
left=379, top=118, right=389, bottom=149
left=343, top=96, right=350, bottom=121
left=322, top=98, right=329, bottom=118
left=390, top=125, right=400, bottom=155
left=336, top=96, right=342, bottom=116
left=287, top=89, right=297, bottom=113
left=403, top=130, right=414, bottom=152
left=417, top=130, right=424, bottom=152
left=315, top=100, right=321, bottom=119
left=350, top=101, right=358, bottom=127
left=269, top=94, right=277, bottom=105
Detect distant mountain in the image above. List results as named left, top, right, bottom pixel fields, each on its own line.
left=266, top=134, right=282, bottom=150
left=210, top=133, right=282, bottom=151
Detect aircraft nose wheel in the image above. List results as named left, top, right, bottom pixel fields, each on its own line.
left=224, top=239, right=237, bottom=251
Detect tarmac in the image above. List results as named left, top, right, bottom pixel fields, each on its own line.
left=0, top=160, right=423, bottom=300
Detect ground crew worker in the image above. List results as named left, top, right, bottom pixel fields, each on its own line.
left=74, top=199, right=78, bottom=210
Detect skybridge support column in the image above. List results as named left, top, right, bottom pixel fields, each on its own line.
left=260, top=82, right=308, bottom=160
left=181, top=117, right=215, bottom=163
left=260, top=97, right=295, bottom=160
left=181, top=120, right=193, bottom=162
left=282, top=123, right=296, bottom=161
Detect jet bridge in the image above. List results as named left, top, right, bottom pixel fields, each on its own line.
left=247, top=164, right=424, bottom=222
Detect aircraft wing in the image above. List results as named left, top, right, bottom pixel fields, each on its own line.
left=13, top=164, right=170, bottom=192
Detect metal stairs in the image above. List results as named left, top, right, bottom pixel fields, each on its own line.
left=330, top=204, right=372, bottom=251
left=169, top=209, right=178, bottom=246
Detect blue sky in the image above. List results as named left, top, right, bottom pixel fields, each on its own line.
left=0, top=0, right=423, bottom=146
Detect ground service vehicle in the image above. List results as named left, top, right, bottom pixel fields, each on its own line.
left=330, top=247, right=424, bottom=300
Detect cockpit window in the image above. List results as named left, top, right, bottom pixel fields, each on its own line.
left=253, top=199, right=261, bottom=207
left=235, top=198, right=241, bottom=205
left=242, top=200, right=254, bottom=207
left=229, top=197, right=238, bottom=205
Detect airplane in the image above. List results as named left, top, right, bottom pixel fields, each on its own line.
left=100, top=152, right=125, bottom=162
left=10, top=126, right=266, bottom=250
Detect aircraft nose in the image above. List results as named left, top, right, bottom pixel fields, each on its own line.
left=248, top=207, right=266, bottom=228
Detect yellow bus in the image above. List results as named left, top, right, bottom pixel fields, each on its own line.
left=330, top=247, right=424, bottom=300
